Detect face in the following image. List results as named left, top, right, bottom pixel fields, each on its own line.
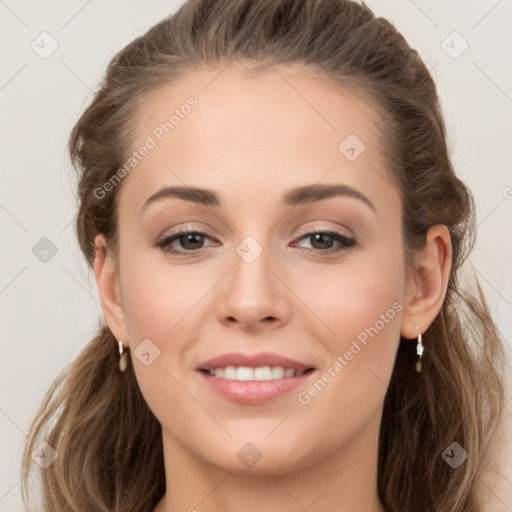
left=101, top=64, right=413, bottom=474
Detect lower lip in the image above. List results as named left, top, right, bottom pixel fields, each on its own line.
left=198, top=370, right=315, bottom=404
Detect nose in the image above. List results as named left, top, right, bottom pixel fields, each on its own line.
left=216, top=241, right=292, bottom=331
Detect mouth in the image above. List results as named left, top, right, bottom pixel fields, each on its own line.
left=199, top=366, right=315, bottom=380
left=196, top=352, right=316, bottom=404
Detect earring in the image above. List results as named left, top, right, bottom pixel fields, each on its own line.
left=118, top=340, right=128, bottom=372
left=415, top=327, right=424, bottom=373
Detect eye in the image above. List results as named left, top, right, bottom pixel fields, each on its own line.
left=155, top=228, right=218, bottom=255
left=292, top=228, right=356, bottom=254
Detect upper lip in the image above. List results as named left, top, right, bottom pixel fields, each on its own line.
left=197, top=352, right=315, bottom=372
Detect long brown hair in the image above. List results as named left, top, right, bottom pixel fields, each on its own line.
left=21, top=1, right=508, bottom=510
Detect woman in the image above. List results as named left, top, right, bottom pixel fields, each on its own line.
left=21, top=0, right=509, bottom=511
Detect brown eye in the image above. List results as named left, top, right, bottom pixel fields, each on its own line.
left=156, top=229, right=216, bottom=255
left=294, top=229, right=356, bottom=254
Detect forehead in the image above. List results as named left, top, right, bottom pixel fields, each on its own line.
left=135, top=63, right=383, bottom=150
left=118, top=64, right=395, bottom=214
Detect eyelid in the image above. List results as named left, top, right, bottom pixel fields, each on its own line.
left=157, top=222, right=217, bottom=240
left=294, top=223, right=354, bottom=239
left=155, top=225, right=218, bottom=246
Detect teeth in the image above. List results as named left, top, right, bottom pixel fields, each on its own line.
left=271, top=366, right=284, bottom=379
left=254, top=366, right=272, bottom=381
left=236, top=366, right=254, bottom=381
left=207, top=365, right=304, bottom=381
left=224, top=366, right=237, bottom=380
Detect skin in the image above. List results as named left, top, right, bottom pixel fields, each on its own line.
left=94, top=64, right=452, bottom=512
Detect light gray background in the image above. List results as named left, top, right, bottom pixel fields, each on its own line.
left=1, top=1, right=511, bottom=510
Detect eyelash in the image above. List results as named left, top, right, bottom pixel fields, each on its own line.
left=155, top=226, right=357, bottom=256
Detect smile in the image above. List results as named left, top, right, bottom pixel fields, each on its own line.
left=204, top=365, right=309, bottom=380
left=196, top=351, right=317, bottom=404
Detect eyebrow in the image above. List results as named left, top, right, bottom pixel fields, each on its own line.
left=141, top=183, right=376, bottom=213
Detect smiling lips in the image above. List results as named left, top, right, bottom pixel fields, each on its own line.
left=197, top=351, right=316, bottom=404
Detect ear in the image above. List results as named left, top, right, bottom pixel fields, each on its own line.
left=94, top=234, right=129, bottom=344
left=401, top=224, right=452, bottom=339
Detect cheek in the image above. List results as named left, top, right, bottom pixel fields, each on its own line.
left=120, top=248, right=206, bottom=340
left=118, top=256, right=205, bottom=424
left=302, top=239, right=405, bottom=348
left=296, top=246, right=405, bottom=424
left=118, top=250, right=223, bottom=392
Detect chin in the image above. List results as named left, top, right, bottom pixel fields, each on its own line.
left=194, top=433, right=320, bottom=475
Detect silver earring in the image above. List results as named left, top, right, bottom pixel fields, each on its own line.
left=415, top=327, right=424, bottom=373
left=118, top=340, right=128, bottom=372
